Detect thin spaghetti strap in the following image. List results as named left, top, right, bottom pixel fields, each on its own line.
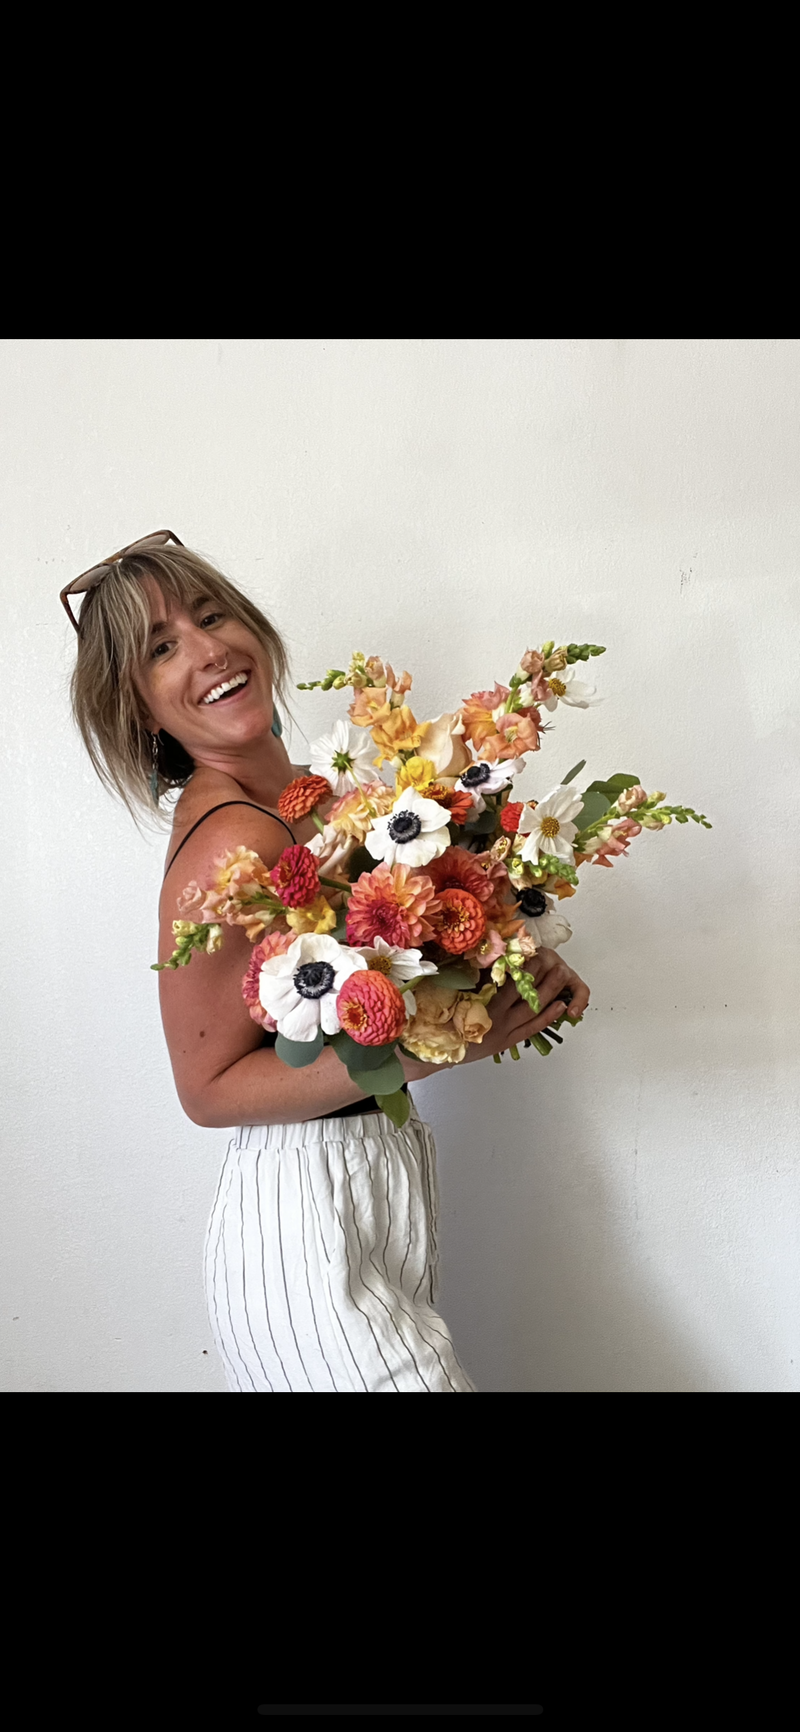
left=163, top=802, right=297, bottom=881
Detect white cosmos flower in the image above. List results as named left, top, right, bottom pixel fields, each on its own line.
left=354, top=934, right=438, bottom=1016
left=258, top=932, right=367, bottom=1042
left=367, top=786, right=451, bottom=869
left=515, top=889, right=573, bottom=949
left=454, top=757, right=524, bottom=812
left=541, top=667, right=599, bottom=711
left=308, top=717, right=378, bottom=796
left=517, top=784, right=584, bottom=867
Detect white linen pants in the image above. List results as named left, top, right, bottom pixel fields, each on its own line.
left=203, top=1098, right=476, bottom=1392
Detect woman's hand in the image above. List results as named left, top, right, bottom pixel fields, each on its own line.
left=398, top=949, right=592, bottom=1080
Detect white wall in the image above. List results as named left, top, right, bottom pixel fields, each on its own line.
left=1, top=338, right=797, bottom=1392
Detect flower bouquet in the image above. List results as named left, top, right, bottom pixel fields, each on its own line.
left=153, top=643, right=710, bottom=1126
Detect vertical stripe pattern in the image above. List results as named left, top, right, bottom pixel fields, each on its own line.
left=203, top=1100, right=476, bottom=1393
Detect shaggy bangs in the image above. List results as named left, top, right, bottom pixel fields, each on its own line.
left=69, top=544, right=292, bottom=826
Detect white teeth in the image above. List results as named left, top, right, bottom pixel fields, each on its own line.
left=203, top=672, right=248, bottom=704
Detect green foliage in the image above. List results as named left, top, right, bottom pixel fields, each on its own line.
left=573, top=790, right=612, bottom=831
left=428, top=964, right=480, bottom=992
left=561, top=760, right=587, bottom=785
left=374, top=1088, right=411, bottom=1128
left=348, top=1054, right=405, bottom=1097
left=347, top=844, right=380, bottom=878
left=330, top=910, right=349, bottom=943
left=330, top=1031, right=399, bottom=1071
left=275, top=1029, right=325, bottom=1068
left=583, top=773, right=641, bottom=800
left=463, top=808, right=498, bottom=835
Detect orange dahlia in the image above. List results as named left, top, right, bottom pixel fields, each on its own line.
left=335, top=970, right=408, bottom=1045
left=277, top=775, right=332, bottom=823
left=345, top=862, right=440, bottom=948
left=434, top=887, right=486, bottom=954
left=426, top=845, right=495, bottom=906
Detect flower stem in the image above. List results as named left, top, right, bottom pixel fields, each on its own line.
left=319, top=874, right=352, bottom=895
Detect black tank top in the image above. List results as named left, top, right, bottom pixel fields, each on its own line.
left=163, top=800, right=406, bottom=1121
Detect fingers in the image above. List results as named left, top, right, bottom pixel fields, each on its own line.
left=520, top=955, right=591, bottom=1024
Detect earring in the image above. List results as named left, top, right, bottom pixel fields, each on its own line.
left=271, top=704, right=283, bottom=738
left=149, top=732, right=160, bottom=806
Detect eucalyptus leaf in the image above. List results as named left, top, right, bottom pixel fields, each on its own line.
left=375, top=1088, right=411, bottom=1128
left=330, top=1031, right=399, bottom=1072
left=428, top=964, right=480, bottom=992
left=583, top=773, right=640, bottom=799
left=574, top=790, right=612, bottom=830
left=275, top=1029, right=325, bottom=1068
left=349, top=1055, right=405, bottom=1097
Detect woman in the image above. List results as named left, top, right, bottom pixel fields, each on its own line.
left=64, top=532, right=591, bottom=1392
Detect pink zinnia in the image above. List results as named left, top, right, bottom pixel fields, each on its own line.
left=241, top=929, right=295, bottom=1028
left=345, top=862, right=440, bottom=948
left=336, top=970, right=408, bottom=1046
left=270, top=844, right=320, bottom=907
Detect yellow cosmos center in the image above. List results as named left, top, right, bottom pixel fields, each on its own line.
left=540, top=816, right=561, bottom=839
left=548, top=678, right=567, bottom=697
left=368, top=955, right=394, bottom=976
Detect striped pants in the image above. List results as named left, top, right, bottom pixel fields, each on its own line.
left=203, top=1098, right=476, bottom=1392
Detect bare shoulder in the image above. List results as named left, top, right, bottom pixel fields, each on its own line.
left=159, top=771, right=297, bottom=923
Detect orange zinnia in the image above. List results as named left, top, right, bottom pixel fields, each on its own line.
left=278, top=775, right=333, bottom=823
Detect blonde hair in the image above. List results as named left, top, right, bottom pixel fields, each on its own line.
left=69, top=544, right=292, bottom=825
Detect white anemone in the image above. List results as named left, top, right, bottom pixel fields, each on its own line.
left=366, top=786, right=451, bottom=869
left=541, top=668, right=599, bottom=711
left=258, top=932, right=367, bottom=1041
left=517, top=785, right=584, bottom=867
left=308, top=718, right=378, bottom=796
left=354, top=934, right=438, bottom=1016
left=517, top=892, right=573, bottom=949
left=455, top=757, right=524, bottom=812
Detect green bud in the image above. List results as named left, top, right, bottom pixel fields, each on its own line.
left=541, top=640, right=555, bottom=659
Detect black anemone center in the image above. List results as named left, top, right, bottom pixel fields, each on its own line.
left=389, top=811, right=422, bottom=843
left=461, top=763, right=492, bottom=788
left=517, top=888, right=548, bottom=919
left=293, top=960, right=335, bottom=999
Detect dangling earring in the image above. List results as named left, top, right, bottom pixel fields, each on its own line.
left=149, top=732, right=160, bottom=806
left=271, top=705, right=283, bottom=738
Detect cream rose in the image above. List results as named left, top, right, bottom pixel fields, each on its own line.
left=416, top=712, right=472, bottom=780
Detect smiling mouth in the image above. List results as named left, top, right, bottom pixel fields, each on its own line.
left=201, top=671, right=251, bottom=705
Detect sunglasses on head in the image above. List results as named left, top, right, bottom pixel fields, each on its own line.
left=60, top=531, right=185, bottom=632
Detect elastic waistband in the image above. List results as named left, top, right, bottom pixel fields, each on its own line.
left=233, top=1099, right=421, bottom=1154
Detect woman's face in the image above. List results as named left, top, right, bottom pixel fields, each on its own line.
left=133, top=576, right=276, bottom=757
